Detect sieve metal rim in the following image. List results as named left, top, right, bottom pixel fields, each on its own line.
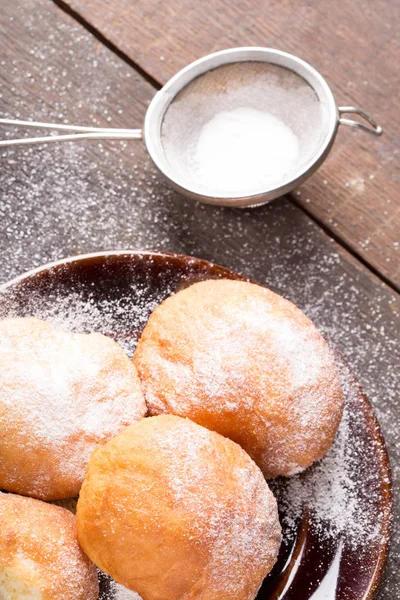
left=144, top=47, right=339, bottom=207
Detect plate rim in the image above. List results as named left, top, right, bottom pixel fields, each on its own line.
left=0, top=250, right=244, bottom=292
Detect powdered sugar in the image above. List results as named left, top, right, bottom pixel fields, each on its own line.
left=0, top=261, right=177, bottom=357
left=98, top=574, right=142, bottom=600
left=189, top=107, right=299, bottom=194
left=161, top=61, right=323, bottom=197
left=0, top=289, right=166, bottom=358
left=108, top=583, right=141, bottom=600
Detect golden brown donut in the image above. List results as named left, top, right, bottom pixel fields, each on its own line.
left=0, top=491, right=99, bottom=600
left=76, top=415, right=281, bottom=600
left=134, top=279, right=345, bottom=478
left=0, top=317, right=147, bottom=500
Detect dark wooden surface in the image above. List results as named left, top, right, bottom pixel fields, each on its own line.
left=57, top=0, right=400, bottom=290
left=0, top=1, right=399, bottom=598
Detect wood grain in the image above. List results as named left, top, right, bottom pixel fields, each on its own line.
left=57, top=0, right=400, bottom=289
left=0, top=1, right=399, bottom=597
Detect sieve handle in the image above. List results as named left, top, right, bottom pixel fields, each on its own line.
left=338, top=107, right=382, bottom=136
left=0, top=117, right=142, bottom=147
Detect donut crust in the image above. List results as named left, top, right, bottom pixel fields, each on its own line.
left=0, top=317, right=147, bottom=500
left=134, top=279, right=345, bottom=478
left=77, top=415, right=281, bottom=600
left=0, top=492, right=99, bottom=600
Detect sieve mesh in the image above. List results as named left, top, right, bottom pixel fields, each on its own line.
left=161, top=62, right=327, bottom=197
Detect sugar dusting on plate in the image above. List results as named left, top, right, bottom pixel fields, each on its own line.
left=98, top=573, right=142, bottom=600
left=0, top=283, right=172, bottom=359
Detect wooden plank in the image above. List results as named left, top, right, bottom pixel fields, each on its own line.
left=57, top=0, right=400, bottom=289
left=0, top=1, right=399, bottom=597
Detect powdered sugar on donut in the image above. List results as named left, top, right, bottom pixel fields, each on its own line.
left=158, top=420, right=282, bottom=598
left=78, top=415, right=281, bottom=600
left=0, top=318, right=146, bottom=500
left=0, top=492, right=99, bottom=600
left=134, top=279, right=344, bottom=479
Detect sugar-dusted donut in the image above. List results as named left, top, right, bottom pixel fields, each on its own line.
left=0, top=492, right=98, bottom=600
left=0, top=317, right=147, bottom=500
left=76, top=415, right=281, bottom=600
left=134, top=279, right=344, bottom=478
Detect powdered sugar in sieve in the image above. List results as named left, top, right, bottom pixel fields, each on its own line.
left=161, top=61, right=327, bottom=197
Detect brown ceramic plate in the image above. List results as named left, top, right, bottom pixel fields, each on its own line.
left=0, top=251, right=392, bottom=600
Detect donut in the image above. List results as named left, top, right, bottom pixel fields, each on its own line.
left=134, top=279, right=344, bottom=478
left=0, top=317, right=147, bottom=500
left=76, top=415, right=281, bottom=600
left=0, top=491, right=99, bottom=600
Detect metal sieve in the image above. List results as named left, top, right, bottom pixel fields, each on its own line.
left=0, top=47, right=382, bottom=208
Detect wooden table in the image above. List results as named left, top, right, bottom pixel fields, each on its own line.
left=0, top=1, right=399, bottom=597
